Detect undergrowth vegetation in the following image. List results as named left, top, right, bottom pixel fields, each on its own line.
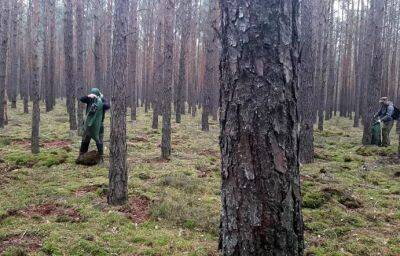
left=0, top=102, right=399, bottom=255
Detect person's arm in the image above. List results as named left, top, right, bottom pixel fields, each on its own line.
left=80, top=96, right=90, bottom=103
left=381, top=105, right=394, bottom=122
left=103, top=98, right=110, bottom=111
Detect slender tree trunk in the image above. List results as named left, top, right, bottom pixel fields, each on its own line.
left=64, top=0, right=77, bottom=131
left=129, top=0, right=138, bottom=122
left=31, top=0, right=40, bottom=154
left=176, top=0, right=191, bottom=124
left=161, top=0, right=174, bottom=159
left=0, top=0, right=10, bottom=128
left=9, top=0, right=18, bottom=109
left=219, top=0, right=304, bottom=255
left=151, top=2, right=163, bottom=129
left=94, top=0, right=103, bottom=91
left=108, top=0, right=128, bottom=206
left=299, top=0, right=315, bottom=164
left=76, top=0, right=85, bottom=134
left=42, top=0, right=51, bottom=112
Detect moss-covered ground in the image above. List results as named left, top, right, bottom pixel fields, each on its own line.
left=0, top=102, right=399, bottom=255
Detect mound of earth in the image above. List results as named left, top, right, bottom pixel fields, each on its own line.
left=75, top=151, right=100, bottom=166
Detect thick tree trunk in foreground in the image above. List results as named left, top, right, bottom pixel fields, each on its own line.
left=31, top=0, right=40, bottom=154
left=299, top=0, right=315, bottom=164
left=0, top=0, right=10, bottom=128
left=108, top=0, right=128, bottom=206
left=64, top=0, right=77, bottom=131
left=219, top=0, right=304, bottom=255
left=161, top=0, right=174, bottom=159
left=362, top=0, right=385, bottom=145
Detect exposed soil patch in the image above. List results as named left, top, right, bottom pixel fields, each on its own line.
left=74, top=184, right=107, bottom=197
left=0, top=233, right=42, bottom=254
left=1, top=204, right=84, bottom=223
left=375, top=154, right=400, bottom=165
left=130, top=135, right=149, bottom=143
left=143, top=156, right=170, bottom=164
left=321, top=187, right=363, bottom=209
left=11, top=139, right=71, bottom=150
left=0, top=162, right=18, bottom=173
left=43, top=140, right=71, bottom=151
left=119, top=197, right=150, bottom=224
left=198, top=148, right=219, bottom=157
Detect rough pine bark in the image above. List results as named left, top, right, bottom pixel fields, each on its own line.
left=362, top=0, right=385, bottom=145
left=299, top=0, right=315, bottom=164
left=76, top=0, right=85, bottom=133
left=219, top=0, right=304, bottom=255
left=108, top=0, right=128, bottom=206
left=161, top=0, right=174, bottom=159
left=23, top=0, right=32, bottom=114
left=201, top=0, right=218, bottom=132
left=0, top=0, right=10, bottom=128
left=48, top=0, right=56, bottom=110
left=9, top=0, right=18, bottom=109
left=151, top=2, right=163, bottom=129
left=129, top=0, right=138, bottom=122
left=42, top=0, right=51, bottom=112
left=31, top=0, right=40, bottom=154
left=94, top=0, right=103, bottom=90
left=176, top=0, right=191, bottom=124
left=64, top=0, right=77, bottom=131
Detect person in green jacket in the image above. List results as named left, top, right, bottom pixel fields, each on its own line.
left=78, top=88, right=110, bottom=163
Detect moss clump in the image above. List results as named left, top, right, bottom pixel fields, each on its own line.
left=0, top=136, right=11, bottom=147
left=356, top=146, right=395, bottom=157
left=5, top=149, right=68, bottom=168
left=303, top=191, right=327, bottom=209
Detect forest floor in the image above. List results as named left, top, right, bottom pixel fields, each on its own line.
left=0, top=102, right=399, bottom=256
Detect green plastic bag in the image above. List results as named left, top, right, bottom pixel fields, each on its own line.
left=371, top=122, right=381, bottom=146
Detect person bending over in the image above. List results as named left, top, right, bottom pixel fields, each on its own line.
left=78, top=88, right=110, bottom=163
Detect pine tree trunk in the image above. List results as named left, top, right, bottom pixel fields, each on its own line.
left=151, top=2, right=163, bottom=129
left=94, top=0, right=103, bottom=91
left=31, top=0, right=40, bottom=154
left=42, top=0, right=51, bottom=112
left=161, top=0, right=174, bottom=159
left=129, top=0, right=138, bottom=122
left=108, top=0, right=128, bottom=206
left=176, top=0, right=191, bottom=124
left=9, top=0, right=18, bottom=109
left=76, top=0, right=85, bottom=134
left=362, top=0, right=385, bottom=145
left=219, top=0, right=304, bottom=255
left=64, top=0, right=77, bottom=131
left=0, top=0, right=10, bottom=128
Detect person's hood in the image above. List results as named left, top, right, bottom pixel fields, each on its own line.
left=90, top=88, right=102, bottom=97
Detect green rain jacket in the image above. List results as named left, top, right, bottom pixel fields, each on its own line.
left=84, top=88, right=104, bottom=142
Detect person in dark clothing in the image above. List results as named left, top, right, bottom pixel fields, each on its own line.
left=78, top=88, right=110, bottom=163
left=374, top=97, right=394, bottom=147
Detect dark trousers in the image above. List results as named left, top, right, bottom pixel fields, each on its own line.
left=80, top=126, right=104, bottom=156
